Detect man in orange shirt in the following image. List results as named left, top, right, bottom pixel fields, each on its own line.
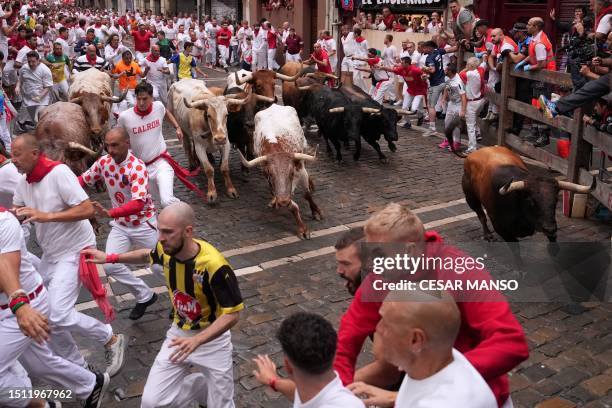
left=111, top=50, right=142, bottom=115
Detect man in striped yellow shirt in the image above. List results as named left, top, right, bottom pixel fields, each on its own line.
left=83, top=202, right=243, bottom=408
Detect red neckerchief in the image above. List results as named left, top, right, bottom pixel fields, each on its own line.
left=86, top=54, right=97, bottom=65
left=254, top=28, right=260, bottom=36
left=26, top=154, right=62, bottom=184
left=355, top=36, right=365, bottom=43
left=596, top=5, right=612, bottom=29
left=323, top=35, right=331, bottom=40
left=0, top=154, right=6, bottom=165
left=134, top=104, right=153, bottom=118
left=146, top=53, right=159, bottom=62
left=95, top=23, right=102, bottom=28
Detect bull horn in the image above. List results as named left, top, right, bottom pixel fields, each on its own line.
left=226, top=93, right=253, bottom=106
left=362, top=107, right=381, bottom=114
left=499, top=179, right=526, bottom=195
left=254, top=94, right=276, bottom=103
left=329, top=107, right=345, bottom=113
left=235, top=71, right=253, bottom=85
left=557, top=177, right=596, bottom=194
left=304, top=72, right=316, bottom=78
left=298, top=85, right=315, bottom=91
left=275, top=63, right=303, bottom=82
left=69, top=96, right=83, bottom=105
left=68, top=142, right=98, bottom=156
left=395, top=109, right=415, bottom=116
left=101, top=90, right=128, bottom=104
left=184, top=97, right=209, bottom=109
left=294, top=152, right=316, bottom=162
left=238, top=150, right=267, bottom=167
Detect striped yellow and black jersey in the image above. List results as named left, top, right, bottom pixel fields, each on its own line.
left=150, top=239, right=244, bottom=331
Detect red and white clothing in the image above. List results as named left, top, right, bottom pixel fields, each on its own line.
left=143, top=55, right=170, bottom=105
left=340, top=33, right=356, bottom=72
left=460, top=67, right=487, bottom=150
left=382, top=44, right=398, bottom=100
left=352, top=36, right=369, bottom=92
left=320, top=37, right=337, bottom=73
left=117, top=101, right=180, bottom=208
left=216, top=27, right=232, bottom=68
left=13, top=162, right=112, bottom=367
left=80, top=151, right=157, bottom=304
left=488, top=37, right=518, bottom=114
left=394, top=64, right=426, bottom=112
left=366, top=57, right=391, bottom=104
left=0, top=211, right=97, bottom=407
left=266, top=29, right=280, bottom=70
left=529, top=31, right=556, bottom=71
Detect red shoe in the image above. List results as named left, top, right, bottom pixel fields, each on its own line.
left=438, top=140, right=449, bottom=149
left=451, top=142, right=461, bottom=151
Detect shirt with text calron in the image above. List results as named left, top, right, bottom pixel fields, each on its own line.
left=117, top=101, right=167, bottom=163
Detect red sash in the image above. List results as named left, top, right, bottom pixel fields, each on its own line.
left=146, top=151, right=206, bottom=202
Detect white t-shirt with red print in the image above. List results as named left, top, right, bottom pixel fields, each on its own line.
left=81, top=151, right=156, bottom=227
left=117, top=101, right=167, bottom=163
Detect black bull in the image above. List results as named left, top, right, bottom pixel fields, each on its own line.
left=296, top=80, right=408, bottom=162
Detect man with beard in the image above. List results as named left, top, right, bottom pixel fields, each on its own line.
left=82, top=202, right=243, bottom=408
left=332, top=203, right=529, bottom=408
left=335, top=227, right=365, bottom=295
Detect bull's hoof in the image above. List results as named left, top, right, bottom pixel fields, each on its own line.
left=483, top=233, right=495, bottom=242
left=268, top=198, right=277, bottom=208
left=298, top=229, right=311, bottom=240
left=313, top=210, right=323, bottom=221
left=207, top=192, right=218, bottom=204
left=388, top=142, right=397, bottom=152
left=227, top=189, right=239, bottom=199
left=379, top=156, right=389, bottom=164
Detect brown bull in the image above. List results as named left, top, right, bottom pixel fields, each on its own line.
left=68, top=68, right=126, bottom=137
left=35, top=102, right=100, bottom=175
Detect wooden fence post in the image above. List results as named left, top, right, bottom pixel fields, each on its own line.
left=497, top=60, right=515, bottom=146
left=565, top=107, right=592, bottom=214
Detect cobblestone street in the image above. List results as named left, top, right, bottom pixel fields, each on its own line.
left=34, top=69, right=612, bottom=408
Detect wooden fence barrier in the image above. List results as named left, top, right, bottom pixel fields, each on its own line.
left=487, top=60, right=612, bottom=213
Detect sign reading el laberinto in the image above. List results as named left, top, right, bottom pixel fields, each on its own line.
left=360, top=0, right=446, bottom=8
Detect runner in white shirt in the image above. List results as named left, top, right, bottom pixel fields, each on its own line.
left=163, top=21, right=177, bottom=42
left=252, top=23, right=268, bottom=71
left=377, top=291, right=497, bottom=408
left=0, top=209, right=112, bottom=408
left=117, top=82, right=185, bottom=208
left=253, top=312, right=365, bottom=408
left=321, top=31, right=337, bottom=74
left=353, top=49, right=391, bottom=104
left=382, top=34, right=398, bottom=102
left=104, top=34, right=128, bottom=67
left=460, top=57, right=486, bottom=153
left=176, top=25, right=189, bottom=52
left=11, top=133, right=127, bottom=377
left=351, top=27, right=369, bottom=92
left=142, top=45, right=170, bottom=106
left=80, top=128, right=158, bottom=320
left=340, top=25, right=356, bottom=85
left=439, top=64, right=466, bottom=151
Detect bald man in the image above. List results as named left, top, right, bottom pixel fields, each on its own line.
left=378, top=291, right=496, bottom=407
left=73, top=44, right=108, bottom=73
left=142, top=44, right=170, bottom=105
left=78, top=128, right=158, bottom=320
left=83, top=202, right=244, bottom=408
left=10, top=134, right=127, bottom=377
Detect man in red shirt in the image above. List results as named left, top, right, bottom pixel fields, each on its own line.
left=304, top=42, right=335, bottom=87
left=380, top=56, right=427, bottom=127
left=382, top=7, right=396, bottom=30
left=265, top=22, right=280, bottom=70
left=284, top=27, right=303, bottom=62
left=332, top=203, right=529, bottom=408
left=216, top=22, right=232, bottom=71
left=131, top=23, right=153, bottom=65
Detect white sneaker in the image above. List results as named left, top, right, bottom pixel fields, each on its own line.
left=105, top=334, right=127, bottom=377
left=464, top=147, right=478, bottom=154
left=393, top=100, right=403, bottom=106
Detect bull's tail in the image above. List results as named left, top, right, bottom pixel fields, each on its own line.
left=445, top=115, right=467, bottom=158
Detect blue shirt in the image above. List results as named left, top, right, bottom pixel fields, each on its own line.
left=425, top=48, right=447, bottom=87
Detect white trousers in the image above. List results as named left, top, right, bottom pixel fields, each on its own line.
left=352, top=61, right=368, bottom=92
left=104, top=220, right=158, bottom=303
left=286, top=52, right=301, bottom=62
left=487, top=81, right=498, bottom=114
left=114, top=89, right=136, bottom=115
left=385, top=73, right=396, bottom=100
left=39, top=255, right=113, bottom=366
left=141, top=325, right=235, bottom=408
left=0, top=111, right=11, bottom=153
left=445, top=101, right=462, bottom=143
left=150, top=80, right=169, bottom=106
left=402, top=93, right=424, bottom=112
left=207, top=41, right=217, bottom=65
left=267, top=48, right=279, bottom=70
left=253, top=47, right=267, bottom=71
left=0, top=290, right=96, bottom=407
left=218, top=44, right=230, bottom=67
left=340, top=56, right=353, bottom=72
left=371, top=79, right=392, bottom=104
left=53, top=79, right=70, bottom=102
left=148, top=158, right=181, bottom=208
left=466, top=99, right=486, bottom=150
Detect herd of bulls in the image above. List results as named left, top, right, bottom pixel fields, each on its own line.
left=27, top=63, right=597, bottom=244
